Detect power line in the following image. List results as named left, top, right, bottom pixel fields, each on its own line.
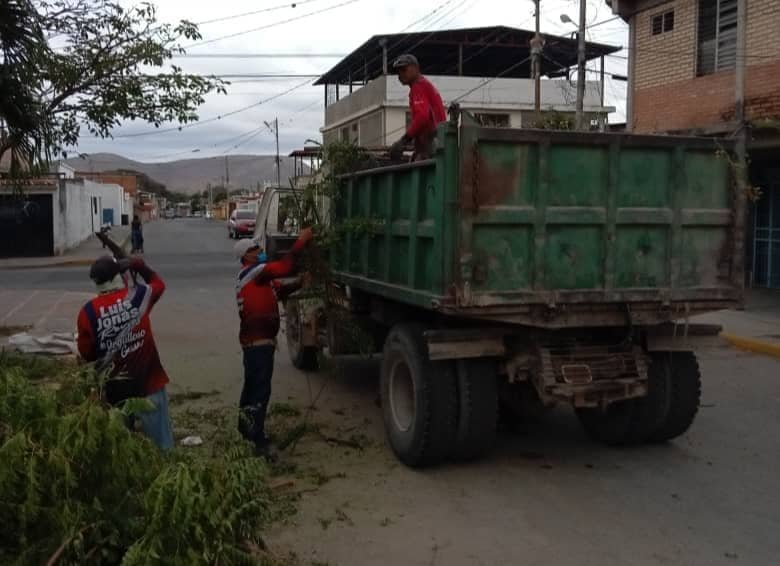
left=187, top=0, right=363, bottom=48
left=112, top=78, right=314, bottom=138
left=141, top=98, right=323, bottom=161
left=587, top=15, right=622, bottom=29
left=223, top=126, right=272, bottom=155
left=211, top=74, right=320, bottom=79
left=173, top=53, right=346, bottom=59
left=334, top=0, right=474, bottom=85
left=401, top=0, right=461, bottom=32
left=195, top=0, right=323, bottom=25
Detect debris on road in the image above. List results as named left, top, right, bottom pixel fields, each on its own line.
left=7, top=331, right=77, bottom=355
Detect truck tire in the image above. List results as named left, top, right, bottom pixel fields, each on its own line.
left=628, top=352, right=673, bottom=442
left=576, top=400, right=637, bottom=446
left=380, top=323, right=458, bottom=467
left=648, top=352, right=701, bottom=442
left=453, top=359, right=498, bottom=460
left=285, top=301, right=319, bottom=371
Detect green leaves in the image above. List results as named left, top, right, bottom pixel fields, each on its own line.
left=0, top=0, right=225, bottom=176
left=0, top=355, right=273, bottom=566
left=123, top=457, right=272, bottom=566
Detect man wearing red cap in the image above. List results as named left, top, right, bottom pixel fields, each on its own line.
left=390, top=54, right=447, bottom=161
left=77, top=255, right=173, bottom=449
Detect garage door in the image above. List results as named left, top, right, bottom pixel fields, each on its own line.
left=0, top=193, right=54, bottom=257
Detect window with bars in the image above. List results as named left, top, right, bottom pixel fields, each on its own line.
left=697, top=0, right=738, bottom=76
left=651, top=10, right=675, bottom=35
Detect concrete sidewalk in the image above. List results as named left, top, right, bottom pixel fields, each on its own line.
left=0, top=289, right=93, bottom=335
left=0, top=226, right=131, bottom=269
left=696, top=289, right=780, bottom=358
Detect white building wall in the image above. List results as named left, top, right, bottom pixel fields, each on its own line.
left=96, top=182, right=125, bottom=226
left=54, top=179, right=123, bottom=254
left=56, top=162, right=76, bottom=179
left=324, top=74, right=611, bottom=146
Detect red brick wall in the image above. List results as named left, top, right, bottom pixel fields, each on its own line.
left=629, top=0, right=780, bottom=133
left=75, top=172, right=138, bottom=196
left=633, top=59, right=780, bottom=133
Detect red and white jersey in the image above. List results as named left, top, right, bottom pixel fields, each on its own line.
left=236, top=238, right=307, bottom=347
left=77, top=273, right=168, bottom=395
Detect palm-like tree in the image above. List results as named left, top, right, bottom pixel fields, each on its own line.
left=0, top=0, right=48, bottom=175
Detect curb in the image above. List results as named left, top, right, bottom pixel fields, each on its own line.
left=0, top=234, right=132, bottom=270
left=721, top=332, right=780, bottom=359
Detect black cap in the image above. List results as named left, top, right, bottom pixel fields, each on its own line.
left=392, top=54, right=419, bottom=69
left=89, top=255, right=121, bottom=284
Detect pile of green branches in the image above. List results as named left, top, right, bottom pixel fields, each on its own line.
left=0, top=352, right=273, bottom=566
left=289, top=141, right=383, bottom=356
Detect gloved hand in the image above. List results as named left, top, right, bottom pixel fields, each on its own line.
left=116, top=258, right=131, bottom=273
left=389, top=135, right=410, bottom=161
left=298, top=227, right=314, bottom=245
left=129, top=256, right=146, bottom=272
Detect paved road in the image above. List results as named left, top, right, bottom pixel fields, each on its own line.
left=0, top=218, right=243, bottom=394
left=2, top=219, right=779, bottom=566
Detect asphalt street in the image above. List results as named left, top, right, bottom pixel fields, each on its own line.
left=1, top=218, right=779, bottom=566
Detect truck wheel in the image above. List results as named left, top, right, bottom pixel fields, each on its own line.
left=576, top=400, right=637, bottom=446
left=380, top=323, right=457, bottom=467
left=285, top=301, right=318, bottom=371
left=453, top=359, right=498, bottom=460
left=628, top=352, right=673, bottom=442
left=648, top=352, right=701, bottom=442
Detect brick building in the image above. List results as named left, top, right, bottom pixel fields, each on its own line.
left=76, top=171, right=139, bottom=197
left=610, top=0, right=780, bottom=288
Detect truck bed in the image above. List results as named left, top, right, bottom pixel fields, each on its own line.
left=332, top=115, right=744, bottom=328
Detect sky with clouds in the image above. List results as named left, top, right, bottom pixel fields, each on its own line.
left=73, top=0, right=628, bottom=162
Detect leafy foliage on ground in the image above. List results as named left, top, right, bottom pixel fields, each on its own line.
left=0, top=354, right=276, bottom=566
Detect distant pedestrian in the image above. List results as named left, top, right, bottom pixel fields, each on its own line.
left=76, top=255, right=173, bottom=450
left=100, top=225, right=111, bottom=249
left=389, top=54, right=447, bottom=162
left=233, top=228, right=313, bottom=459
left=131, top=215, right=144, bottom=254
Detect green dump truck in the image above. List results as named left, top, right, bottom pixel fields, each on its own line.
left=280, top=110, right=744, bottom=467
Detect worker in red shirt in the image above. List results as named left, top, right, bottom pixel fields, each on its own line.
left=233, top=228, right=313, bottom=458
left=77, top=255, right=173, bottom=450
left=390, top=54, right=447, bottom=161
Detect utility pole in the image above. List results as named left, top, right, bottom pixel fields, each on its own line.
left=575, top=0, right=587, bottom=130
left=274, top=117, right=281, bottom=188
left=531, top=0, right=544, bottom=121
left=224, top=156, right=230, bottom=187
left=265, top=118, right=281, bottom=187
left=735, top=0, right=748, bottom=288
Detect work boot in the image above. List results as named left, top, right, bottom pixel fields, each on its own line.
left=254, top=440, right=278, bottom=463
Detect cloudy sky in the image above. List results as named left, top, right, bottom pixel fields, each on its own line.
left=73, top=0, right=628, bottom=162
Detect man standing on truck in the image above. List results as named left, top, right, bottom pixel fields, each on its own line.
left=390, top=54, right=447, bottom=161
left=233, top=228, right=313, bottom=459
left=77, top=255, right=174, bottom=450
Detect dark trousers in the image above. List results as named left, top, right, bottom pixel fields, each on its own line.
left=131, top=231, right=144, bottom=253
left=239, top=345, right=275, bottom=447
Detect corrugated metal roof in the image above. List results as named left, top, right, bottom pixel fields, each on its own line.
left=315, top=26, right=621, bottom=85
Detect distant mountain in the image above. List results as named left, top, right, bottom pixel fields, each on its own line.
left=65, top=153, right=298, bottom=195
